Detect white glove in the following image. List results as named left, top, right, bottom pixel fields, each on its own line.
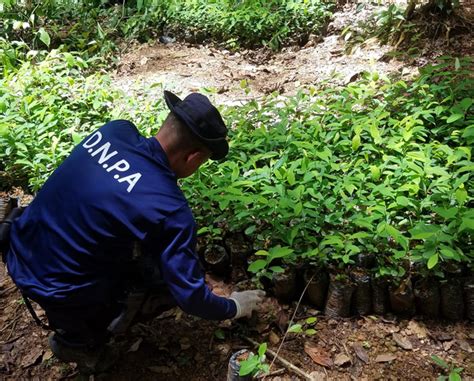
left=230, top=290, right=265, bottom=319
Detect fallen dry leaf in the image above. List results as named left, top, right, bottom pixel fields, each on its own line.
left=21, top=347, right=43, bottom=368
left=269, top=331, right=280, bottom=345
left=406, top=320, right=427, bottom=339
left=276, top=309, right=289, bottom=333
left=443, top=340, right=455, bottom=351
left=180, top=337, right=191, bottom=350
left=436, top=332, right=453, bottom=342
left=308, top=370, right=326, bottom=380
left=393, top=333, right=413, bottom=350
left=353, top=343, right=369, bottom=364
left=334, top=353, right=351, bottom=366
left=375, top=353, right=397, bottom=363
left=458, top=340, right=473, bottom=353
left=148, top=366, right=173, bottom=374
left=304, top=342, right=333, bottom=368
left=127, top=338, right=143, bottom=353
left=42, top=350, right=53, bottom=362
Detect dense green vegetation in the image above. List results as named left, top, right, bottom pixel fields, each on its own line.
left=1, top=0, right=333, bottom=52
left=0, top=0, right=473, bottom=282
left=187, top=59, right=473, bottom=279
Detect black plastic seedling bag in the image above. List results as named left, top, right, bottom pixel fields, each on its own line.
left=324, top=275, right=355, bottom=318
left=463, top=277, right=474, bottom=321
left=389, top=278, right=416, bottom=317
left=440, top=279, right=465, bottom=321
left=351, top=270, right=372, bottom=315
left=372, top=277, right=389, bottom=315
left=304, top=267, right=329, bottom=310
left=272, top=268, right=297, bottom=304
left=227, top=349, right=253, bottom=381
left=414, top=278, right=440, bottom=318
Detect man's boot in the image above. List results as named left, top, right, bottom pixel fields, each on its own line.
left=48, top=333, right=119, bottom=374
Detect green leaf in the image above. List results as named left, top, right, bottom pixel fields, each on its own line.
left=248, top=260, right=267, bottom=273
left=305, top=317, right=317, bottom=324
left=214, top=329, right=225, bottom=340
left=455, top=187, right=468, bottom=205
left=287, top=324, right=303, bottom=333
left=427, top=253, right=439, bottom=269
left=370, top=165, right=381, bottom=181
left=396, top=196, right=410, bottom=207
left=369, top=123, right=382, bottom=143
left=431, top=355, right=449, bottom=369
left=268, top=246, right=294, bottom=260
left=72, top=132, right=83, bottom=145
left=459, top=97, right=473, bottom=110
left=38, top=28, right=51, bottom=47
left=350, top=232, right=370, bottom=239
left=352, top=134, right=361, bottom=151
left=459, top=217, right=474, bottom=231
left=454, top=57, right=461, bottom=70
left=446, top=114, right=463, bottom=123
left=245, top=225, right=256, bottom=235
left=287, top=170, right=296, bottom=185
left=409, top=223, right=440, bottom=239
left=448, top=372, right=461, bottom=381
left=258, top=343, right=267, bottom=357
left=269, top=266, right=285, bottom=273
left=305, top=328, right=317, bottom=335
left=294, top=202, right=303, bottom=216
left=239, top=355, right=260, bottom=376
left=440, top=246, right=457, bottom=259
left=433, top=207, right=458, bottom=219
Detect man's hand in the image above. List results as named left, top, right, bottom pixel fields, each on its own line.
left=230, top=290, right=265, bottom=319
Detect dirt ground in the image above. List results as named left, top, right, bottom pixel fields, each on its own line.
left=2, top=3, right=474, bottom=380
left=1, top=265, right=474, bottom=380
left=112, top=3, right=473, bottom=107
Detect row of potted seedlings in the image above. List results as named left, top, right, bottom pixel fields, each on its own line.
left=198, top=235, right=474, bottom=321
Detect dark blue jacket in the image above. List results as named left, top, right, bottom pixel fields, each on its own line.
left=6, top=120, right=236, bottom=320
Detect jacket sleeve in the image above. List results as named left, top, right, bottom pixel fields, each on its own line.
left=157, top=205, right=237, bottom=320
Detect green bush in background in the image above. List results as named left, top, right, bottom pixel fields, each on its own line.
left=181, top=58, right=473, bottom=277
left=0, top=49, right=166, bottom=189
left=123, top=0, right=334, bottom=50
left=1, top=0, right=334, bottom=53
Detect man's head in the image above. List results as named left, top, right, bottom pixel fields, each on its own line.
left=156, top=91, right=228, bottom=178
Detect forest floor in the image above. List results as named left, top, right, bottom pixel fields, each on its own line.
left=1, top=3, right=474, bottom=381
left=112, top=3, right=473, bottom=106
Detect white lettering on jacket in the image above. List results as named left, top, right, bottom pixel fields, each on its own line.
left=82, top=131, right=142, bottom=193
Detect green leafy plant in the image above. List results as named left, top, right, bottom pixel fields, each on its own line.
left=247, top=246, right=295, bottom=280
left=238, top=343, right=269, bottom=377
left=287, top=316, right=318, bottom=336
left=431, top=355, right=464, bottom=381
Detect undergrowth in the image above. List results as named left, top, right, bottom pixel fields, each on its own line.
left=0, top=49, right=472, bottom=277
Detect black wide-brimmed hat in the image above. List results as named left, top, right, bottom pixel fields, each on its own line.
left=164, top=90, right=229, bottom=160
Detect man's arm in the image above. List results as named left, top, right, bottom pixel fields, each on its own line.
left=157, top=205, right=237, bottom=320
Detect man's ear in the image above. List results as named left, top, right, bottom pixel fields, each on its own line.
left=186, top=150, right=203, bottom=164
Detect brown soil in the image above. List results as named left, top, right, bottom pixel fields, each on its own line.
left=112, top=3, right=473, bottom=107
left=1, top=266, right=474, bottom=380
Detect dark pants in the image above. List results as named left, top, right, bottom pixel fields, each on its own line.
left=41, top=258, right=177, bottom=348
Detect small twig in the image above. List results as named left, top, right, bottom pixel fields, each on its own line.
left=0, top=284, right=17, bottom=297
left=242, top=336, right=313, bottom=381
left=208, top=333, right=214, bottom=351
left=0, top=333, right=24, bottom=345
left=342, top=342, right=352, bottom=365
left=256, top=368, right=285, bottom=378
left=267, top=274, right=315, bottom=373
left=0, top=315, right=21, bottom=333
left=4, top=319, right=18, bottom=342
